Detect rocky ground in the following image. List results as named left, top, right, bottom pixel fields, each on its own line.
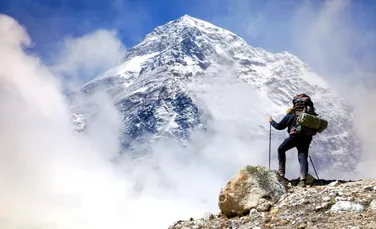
left=168, top=166, right=376, bottom=229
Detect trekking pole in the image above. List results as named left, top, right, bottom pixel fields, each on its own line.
left=309, top=155, right=320, bottom=181
left=309, top=139, right=322, bottom=184
left=269, top=123, right=271, bottom=169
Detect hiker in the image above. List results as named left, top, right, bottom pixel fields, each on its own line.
left=268, top=94, right=318, bottom=186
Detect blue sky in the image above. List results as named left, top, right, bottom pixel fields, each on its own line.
left=1, top=0, right=376, bottom=87
left=2, top=0, right=375, bottom=52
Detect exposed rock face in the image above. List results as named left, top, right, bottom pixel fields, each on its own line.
left=370, top=200, right=376, bottom=210
left=218, top=165, right=286, bottom=217
left=330, top=201, right=364, bottom=213
left=169, top=166, right=376, bottom=229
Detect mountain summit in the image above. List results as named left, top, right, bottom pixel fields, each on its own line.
left=69, top=15, right=361, bottom=174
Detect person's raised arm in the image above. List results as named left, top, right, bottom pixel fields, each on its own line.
left=269, top=115, right=290, bottom=130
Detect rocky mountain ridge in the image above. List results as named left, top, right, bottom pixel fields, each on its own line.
left=169, top=165, right=376, bottom=229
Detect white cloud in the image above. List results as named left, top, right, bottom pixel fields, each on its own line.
left=290, top=0, right=376, bottom=85
left=0, top=13, right=270, bottom=229
left=51, top=29, right=126, bottom=89
left=0, top=13, right=129, bottom=229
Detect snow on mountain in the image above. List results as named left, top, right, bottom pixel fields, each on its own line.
left=68, top=15, right=362, bottom=174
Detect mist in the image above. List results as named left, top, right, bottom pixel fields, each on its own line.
left=1, top=0, right=375, bottom=228
left=0, top=13, right=273, bottom=229
left=290, top=0, right=376, bottom=179
left=50, top=29, right=127, bottom=91
left=0, top=13, right=131, bottom=229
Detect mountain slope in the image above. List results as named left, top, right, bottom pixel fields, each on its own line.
left=68, top=15, right=362, bottom=174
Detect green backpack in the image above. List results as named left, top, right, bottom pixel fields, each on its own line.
left=289, top=94, right=328, bottom=136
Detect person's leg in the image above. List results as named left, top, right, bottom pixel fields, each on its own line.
left=277, top=136, right=297, bottom=177
left=296, top=137, right=312, bottom=181
left=297, top=153, right=308, bottom=180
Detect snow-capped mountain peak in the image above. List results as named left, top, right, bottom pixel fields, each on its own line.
left=146, top=14, right=236, bottom=39
left=99, top=15, right=329, bottom=91
left=69, top=15, right=361, bottom=175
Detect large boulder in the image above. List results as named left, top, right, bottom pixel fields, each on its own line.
left=218, top=165, right=286, bottom=217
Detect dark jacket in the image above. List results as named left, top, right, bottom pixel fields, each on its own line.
left=270, top=114, right=297, bottom=133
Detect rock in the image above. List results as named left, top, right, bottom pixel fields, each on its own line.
left=264, top=215, right=271, bottom=223
left=321, top=202, right=330, bottom=209
left=335, top=196, right=346, bottom=201
left=281, top=219, right=289, bottom=225
left=329, top=181, right=339, bottom=187
left=370, top=200, right=376, bottom=210
left=256, top=202, right=272, bottom=212
left=169, top=178, right=376, bottom=229
left=363, top=186, right=373, bottom=191
left=329, top=190, right=338, bottom=196
left=270, top=208, right=279, bottom=214
left=203, top=212, right=214, bottom=221
left=316, top=202, right=330, bottom=211
left=249, top=208, right=258, bottom=216
left=218, top=165, right=286, bottom=217
left=330, top=201, right=364, bottom=213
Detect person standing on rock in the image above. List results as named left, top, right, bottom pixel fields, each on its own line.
left=268, top=94, right=317, bottom=186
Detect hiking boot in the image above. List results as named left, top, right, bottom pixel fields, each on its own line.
left=278, top=168, right=285, bottom=178
left=297, top=179, right=307, bottom=187
left=278, top=163, right=285, bottom=178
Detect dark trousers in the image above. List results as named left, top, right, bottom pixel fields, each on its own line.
left=278, top=135, right=312, bottom=179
